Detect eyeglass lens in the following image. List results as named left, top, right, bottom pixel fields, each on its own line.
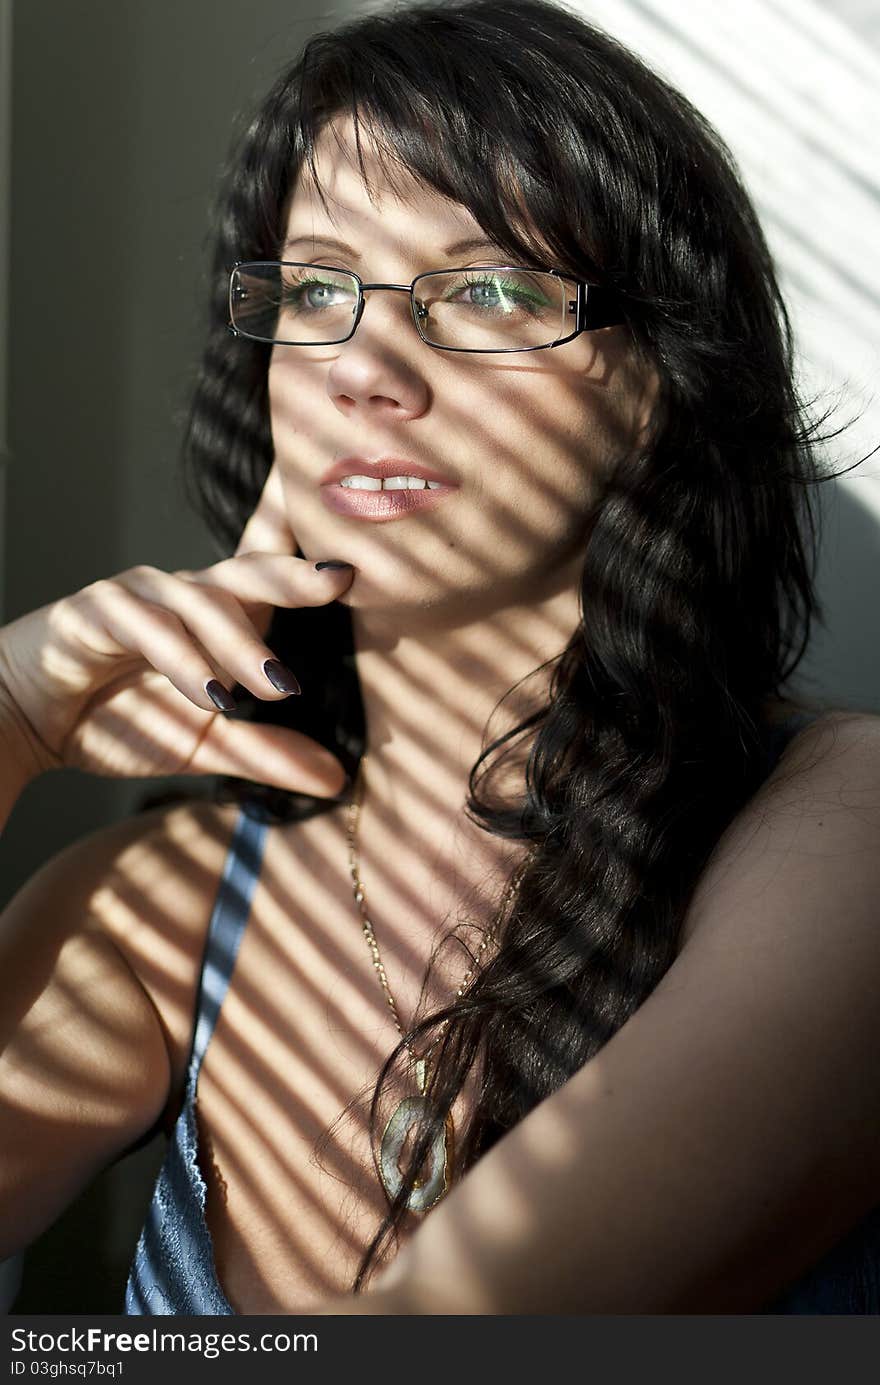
left=230, top=263, right=570, bottom=349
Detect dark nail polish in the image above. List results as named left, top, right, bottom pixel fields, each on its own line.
left=315, top=560, right=354, bottom=571
left=263, top=658, right=302, bottom=695
left=206, top=679, right=237, bottom=714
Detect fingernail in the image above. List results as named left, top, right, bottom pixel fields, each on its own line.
left=206, top=679, right=237, bottom=714
left=315, top=560, right=354, bottom=571
left=263, top=658, right=302, bottom=695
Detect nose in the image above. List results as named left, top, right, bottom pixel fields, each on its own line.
left=325, top=289, right=431, bottom=421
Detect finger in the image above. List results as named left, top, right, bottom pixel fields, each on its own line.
left=118, top=565, right=306, bottom=703
left=183, top=551, right=354, bottom=613
left=85, top=581, right=244, bottom=715
left=190, top=716, right=349, bottom=798
left=235, top=463, right=299, bottom=559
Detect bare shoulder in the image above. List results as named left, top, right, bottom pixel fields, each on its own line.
left=751, top=703, right=880, bottom=833
left=0, top=795, right=241, bottom=1259
left=766, top=702, right=880, bottom=772
left=1, top=795, right=242, bottom=1093
left=69, top=795, right=243, bottom=1092
left=680, top=705, right=880, bottom=950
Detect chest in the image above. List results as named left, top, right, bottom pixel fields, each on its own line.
left=194, top=809, right=513, bottom=1312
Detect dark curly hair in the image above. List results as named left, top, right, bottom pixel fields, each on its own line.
left=174, top=0, right=840, bottom=1290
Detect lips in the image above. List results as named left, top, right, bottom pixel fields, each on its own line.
left=320, top=457, right=459, bottom=487
left=318, top=455, right=459, bottom=523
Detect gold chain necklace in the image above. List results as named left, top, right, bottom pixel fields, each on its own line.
left=346, top=751, right=528, bottom=1213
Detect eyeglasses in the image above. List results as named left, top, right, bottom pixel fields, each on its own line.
left=227, top=261, right=622, bottom=354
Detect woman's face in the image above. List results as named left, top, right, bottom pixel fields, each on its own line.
left=268, top=118, right=656, bottom=629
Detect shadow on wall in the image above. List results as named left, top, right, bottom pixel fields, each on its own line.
left=792, top=479, right=880, bottom=715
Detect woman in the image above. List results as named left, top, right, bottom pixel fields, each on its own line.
left=1, top=0, right=879, bottom=1315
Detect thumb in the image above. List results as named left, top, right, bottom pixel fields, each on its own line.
left=233, top=463, right=301, bottom=639
left=235, top=463, right=300, bottom=559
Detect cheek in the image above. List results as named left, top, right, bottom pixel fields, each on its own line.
left=268, top=359, right=294, bottom=436
left=466, top=359, right=651, bottom=564
left=471, top=373, right=612, bottom=507
left=268, top=358, right=331, bottom=458
left=455, top=402, right=596, bottom=567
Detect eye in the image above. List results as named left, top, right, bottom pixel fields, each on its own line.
left=444, top=271, right=551, bottom=316
left=283, top=275, right=358, bottom=312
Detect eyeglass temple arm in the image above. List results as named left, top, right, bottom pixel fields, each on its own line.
left=573, top=283, right=623, bottom=331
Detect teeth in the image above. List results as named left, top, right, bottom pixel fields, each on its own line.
left=384, top=475, right=426, bottom=490
left=340, top=475, right=382, bottom=490
left=340, top=475, right=444, bottom=490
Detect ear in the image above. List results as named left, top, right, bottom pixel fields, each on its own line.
left=234, top=462, right=301, bottom=558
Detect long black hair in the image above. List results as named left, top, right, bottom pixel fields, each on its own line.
left=179, top=0, right=835, bottom=1289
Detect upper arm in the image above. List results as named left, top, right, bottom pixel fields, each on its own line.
left=0, top=797, right=236, bottom=1259
left=380, top=712, right=880, bottom=1313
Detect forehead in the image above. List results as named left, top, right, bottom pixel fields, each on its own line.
left=282, top=116, right=492, bottom=253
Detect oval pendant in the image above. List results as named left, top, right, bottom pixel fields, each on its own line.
left=379, top=1096, right=453, bottom=1213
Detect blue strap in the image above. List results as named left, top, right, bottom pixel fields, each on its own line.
left=190, top=808, right=269, bottom=1071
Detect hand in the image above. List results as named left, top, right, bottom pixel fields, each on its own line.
left=0, top=466, right=354, bottom=797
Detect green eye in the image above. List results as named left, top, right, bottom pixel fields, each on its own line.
left=446, top=273, right=551, bottom=316
left=284, top=277, right=357, bottom=312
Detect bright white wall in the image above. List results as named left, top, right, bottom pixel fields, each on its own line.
left=573, top=0, right=880, bottom=713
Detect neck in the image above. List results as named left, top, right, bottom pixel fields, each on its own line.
left=339, top=564, right=581, bottom=1009
left=350, top=573, right=582, bottom=838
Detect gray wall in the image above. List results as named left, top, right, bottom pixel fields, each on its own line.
left=2, top=0, right=365, bottom=1312
left=1, top=1, right=367, bottom=907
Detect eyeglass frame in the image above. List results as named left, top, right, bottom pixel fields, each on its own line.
left=227, top=260, right=624, bottom=354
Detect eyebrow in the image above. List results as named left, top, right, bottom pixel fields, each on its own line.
left=280, top=233, right=508, bottom=261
